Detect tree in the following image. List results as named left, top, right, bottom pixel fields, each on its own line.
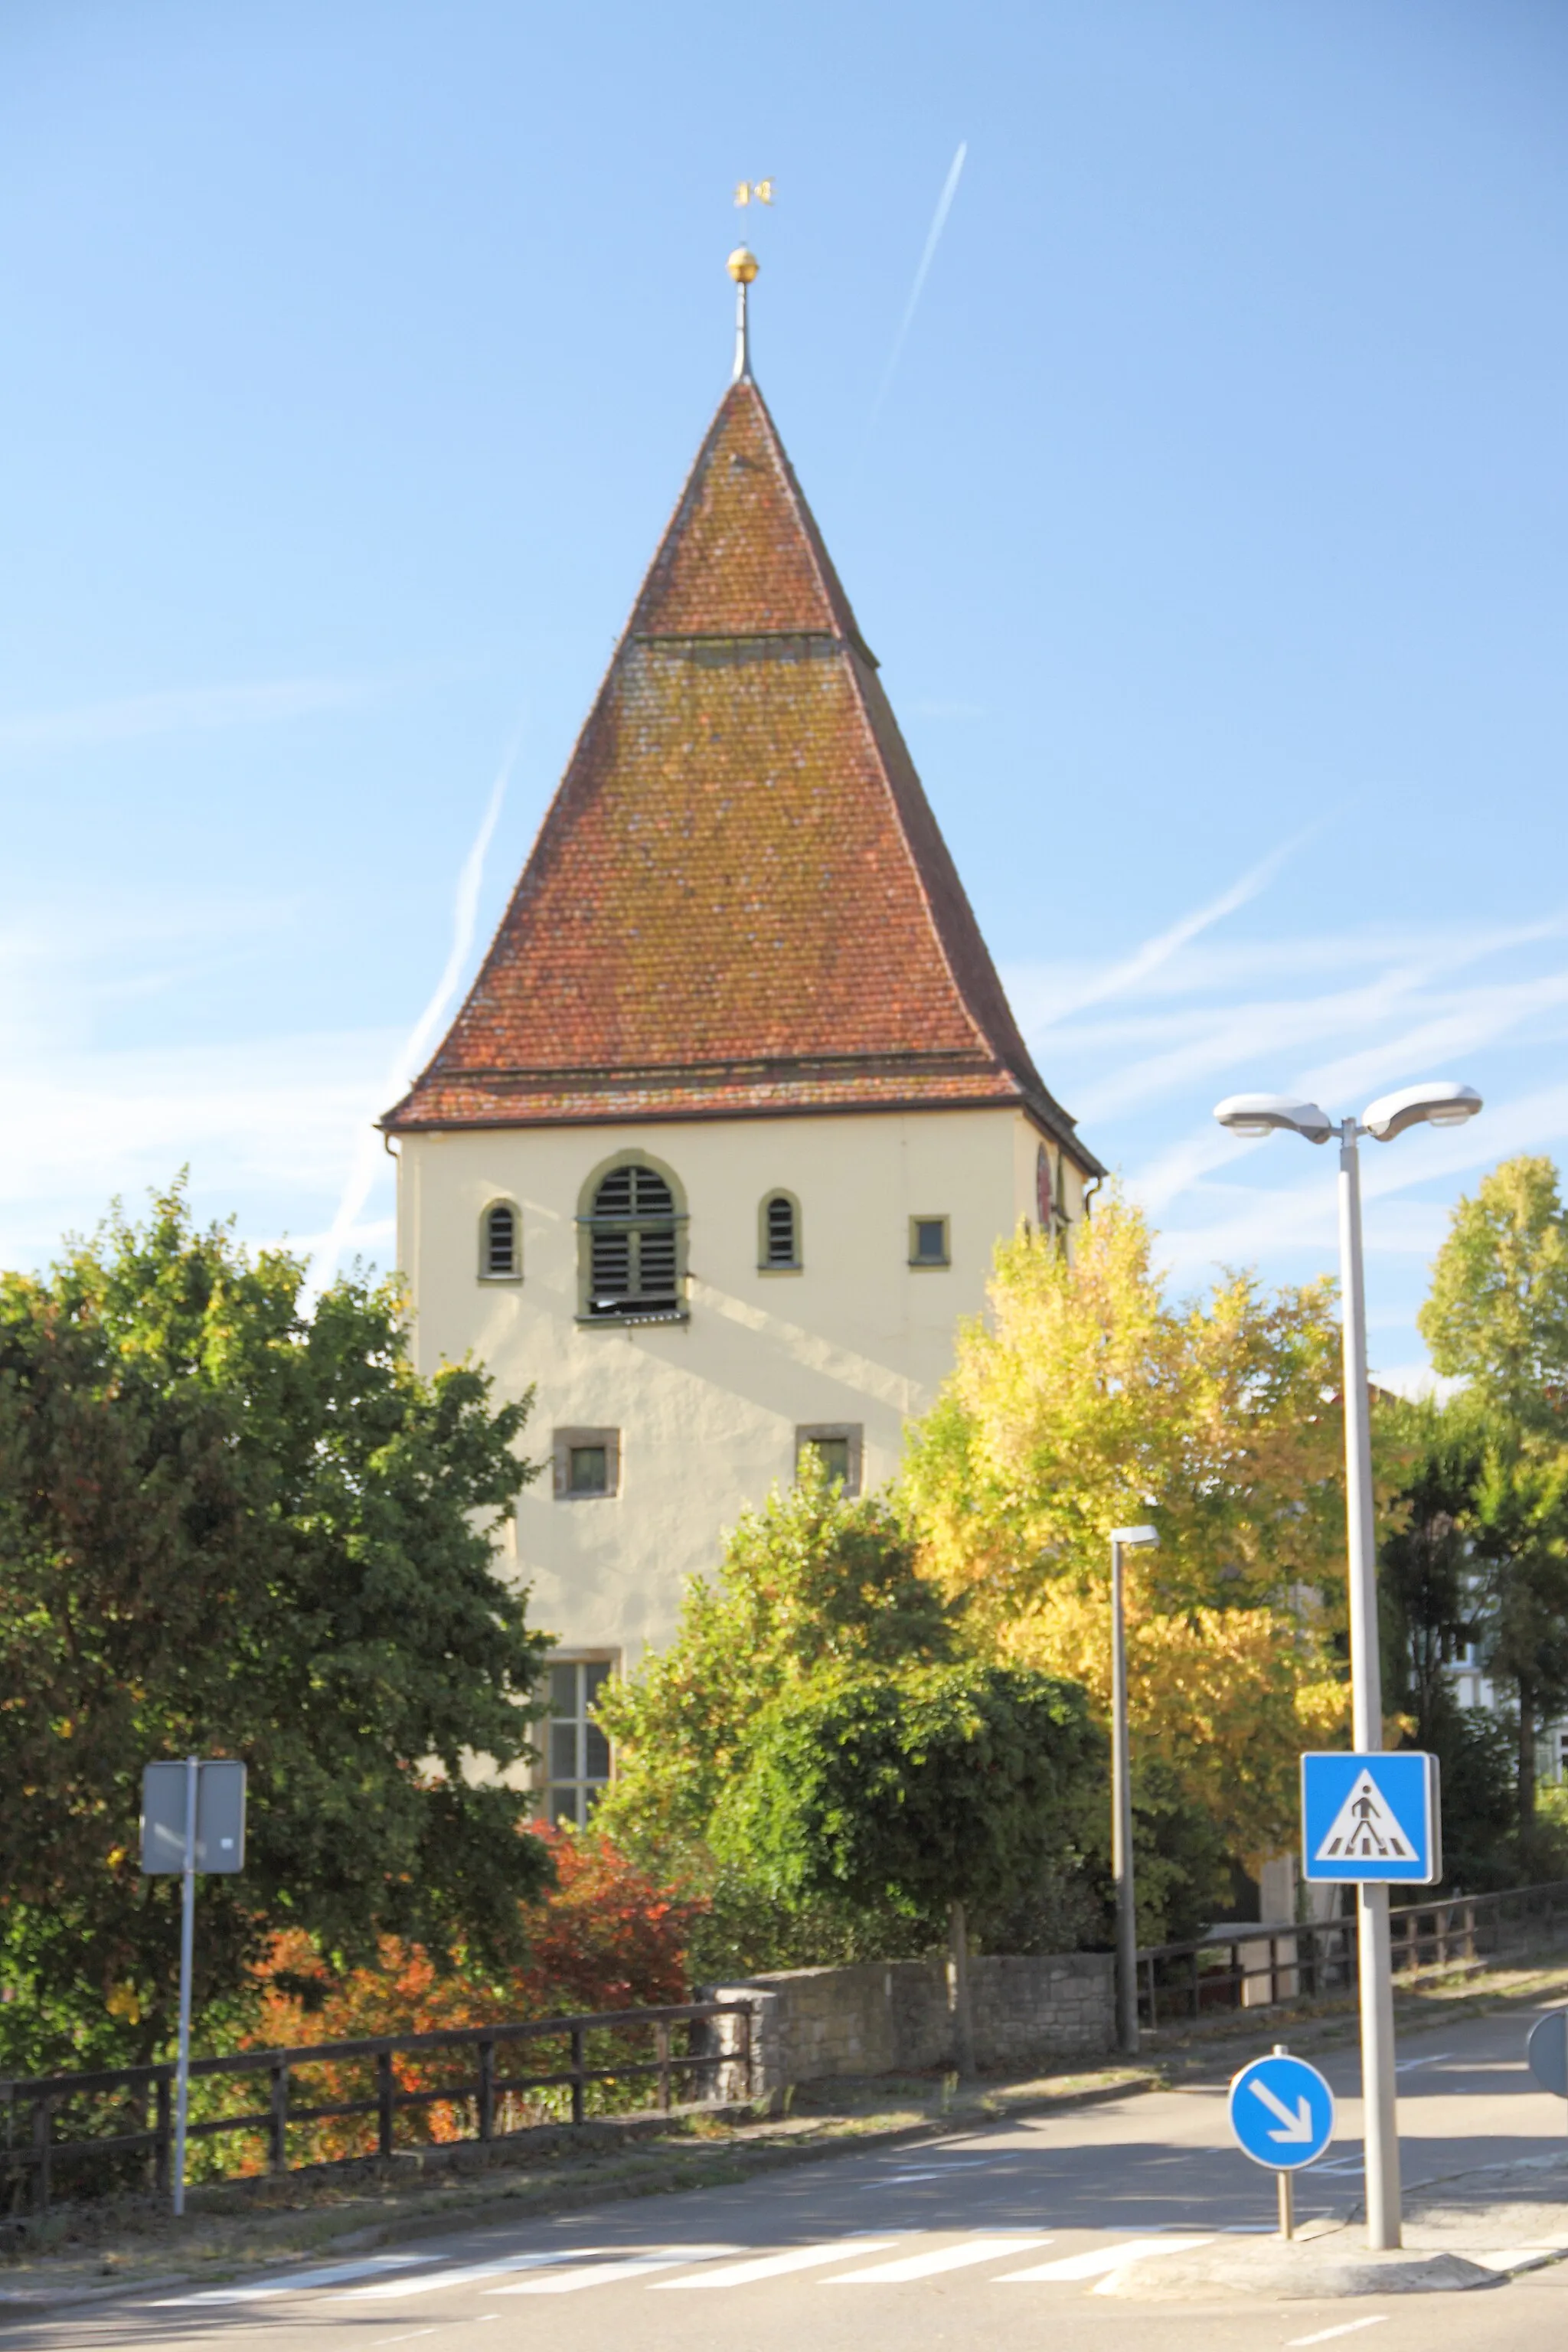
left=593, top=1468, right=1107, bottom=1981
left=902, top=1196, right=1351, bottom=1880
left=1419, top=1157, right=1568, bottom=1429
left=593, top=1464, right=959, bottom=1856
left=1378, top=1395, right=1517, bottom=1885
left=0, top=1186, right=552, bottom=2076
left=707, top=1663, right=1101, bottom=2072
left=1417, top=1159, right=1568, bottom=1838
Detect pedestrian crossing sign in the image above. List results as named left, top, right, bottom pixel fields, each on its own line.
left=1300, top=1751, right=1441, bottom=1884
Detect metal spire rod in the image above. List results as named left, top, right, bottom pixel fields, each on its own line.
left=727, top=246, right=759, bottom=382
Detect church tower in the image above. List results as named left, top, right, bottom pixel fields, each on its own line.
left=384, top=254, right=1102, bottom=1821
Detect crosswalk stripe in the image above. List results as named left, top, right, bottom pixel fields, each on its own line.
left=149, top=2256, right=429, bottom=2306
left=653, top=2239, right=902, bottom=2288
left=828, top=2236, right=1053, bottom=2284
left=998, top=2236, right=1216, bottom=2282
left=335, top=2250, right=620, bottom=2301
left=493, top=2245, right=744, bottom=2295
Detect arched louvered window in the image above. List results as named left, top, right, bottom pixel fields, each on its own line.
left=760, top=1191, right=801, bottom=1271
left=479, top=1199, right=521, bottom=1280
left=580, top=1161, right=686, bottom=1321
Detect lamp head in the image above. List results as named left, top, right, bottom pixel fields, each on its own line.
left=1111, top=1525, right=1159, bottom=1547
left=1213, top=1093, right=1333, bottom=1145
left=1361, top=1080, right=1482, bottom=1142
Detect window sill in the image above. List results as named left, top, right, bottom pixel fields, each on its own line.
left=908, top=1261, right=952, bottom=1272
left=756, top=1263, right=802, bottom=1276
left=477, top=1274, right=524, bottom=1285
left=575, top=1308, right=690, bottom=1328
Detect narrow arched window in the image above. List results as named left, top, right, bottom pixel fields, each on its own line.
left=480, top=1199, right=521, bottom=1280
left=760, top=1191, right=800, bottom=1270
left=583, top=1162, right=684, bottom=1320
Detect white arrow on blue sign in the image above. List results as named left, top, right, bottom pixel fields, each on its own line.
left=1300, top=1750, right=1441, bottom=1885
left=1228, top=2053, right=1335, bottom=2171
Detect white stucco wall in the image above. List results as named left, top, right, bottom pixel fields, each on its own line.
left=397, top=1105, right=1084, bottom=1668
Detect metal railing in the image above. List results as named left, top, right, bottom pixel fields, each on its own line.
left=1135, top=1877, right=1568, bottom=2029
left=1, top=1998, right=753, bottom=2219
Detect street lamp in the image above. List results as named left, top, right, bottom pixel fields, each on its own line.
left=1109, top=1522, right=1159, bottom=2056
left=1213, top=1077, right=1481, bottom=2249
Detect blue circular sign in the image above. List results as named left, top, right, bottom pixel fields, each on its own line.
left=1228, top=2053, right=1335, bottom=2171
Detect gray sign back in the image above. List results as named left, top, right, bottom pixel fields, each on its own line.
left=140, top=1761, right=247, bottom=1874
left=1528, top=2010, right=1568, bottom=2100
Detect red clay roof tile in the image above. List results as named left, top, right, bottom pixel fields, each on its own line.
left=384, top=377, right=1100, bottom=1176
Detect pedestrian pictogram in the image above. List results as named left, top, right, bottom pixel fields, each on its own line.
left=1314, top=1769, right=1415, bottom=1864
left=1300, top=1751, right=1441, bottom=1885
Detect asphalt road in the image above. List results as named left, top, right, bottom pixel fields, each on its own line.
left=11, top=2003, right=1568, bottom=2352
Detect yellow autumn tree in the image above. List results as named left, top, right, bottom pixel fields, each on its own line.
left=903, top=1191, right=1352, bottom=1867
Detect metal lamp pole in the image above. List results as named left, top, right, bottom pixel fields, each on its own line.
left=1110, top=1524, right=1159, bottom=2056
left=1335, top=1119, right=1401, bottom=2251
left=1214, top=1080, right=1481, bottom=2254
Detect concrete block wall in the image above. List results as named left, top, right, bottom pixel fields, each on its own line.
left=704, top=1950, right=1114, bottom=2097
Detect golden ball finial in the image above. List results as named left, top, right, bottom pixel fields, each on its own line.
left=727, top=246, right=760, bottom=285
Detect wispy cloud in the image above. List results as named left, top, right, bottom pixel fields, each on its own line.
left=0, top=675, right=374, bottom=755
left=871, top=140, right=968, bottom=423
left=309, top=718, right=524, bottom=1289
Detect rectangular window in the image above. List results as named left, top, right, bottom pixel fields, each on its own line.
left=795, top=1423, right=864, bottom=1498
left=553, top=1427, right=621, bottom=1499
left=909, top=1215, right=951, bottom=1268
left=544, top=1658, right=614, bottom=1827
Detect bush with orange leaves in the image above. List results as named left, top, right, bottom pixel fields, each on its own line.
left=209, top=1827, right=707, bottom=2169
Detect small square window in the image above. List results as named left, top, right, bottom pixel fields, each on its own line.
left=795, top=1423, right=864, bottom=1498
left=909, top=1215, right=950, bottom=1268
left=553, top=1428, right=620, bottom=1500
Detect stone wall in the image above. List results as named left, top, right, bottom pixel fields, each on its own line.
left=704, top=1951, right=1114, bottom=2099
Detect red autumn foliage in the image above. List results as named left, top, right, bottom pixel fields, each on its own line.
left=230, top=1827, right=707, bottom=2161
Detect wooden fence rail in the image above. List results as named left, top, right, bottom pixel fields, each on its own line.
left=1135, top=1877, right=1568, bottom=2029
left=1, top=1999, right=753, bottom=2219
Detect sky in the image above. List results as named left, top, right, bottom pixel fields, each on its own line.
left=4, top=0, right=1566, bottom=1390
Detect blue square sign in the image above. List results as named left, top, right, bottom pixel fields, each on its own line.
left=1300, top=1751, right=1441, bottom=1885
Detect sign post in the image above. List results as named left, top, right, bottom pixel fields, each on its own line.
left=1227, top=2044, right=1335, bottom=2239
left=1300, top=1748, right=1440, bottom=2253
left=140, top=1759, right=247, bottom=2216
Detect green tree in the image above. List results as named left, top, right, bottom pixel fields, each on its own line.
left=0, top=1187, right=551, bottom=2075
left=707, top=1663, right=1101, bottom=2072
left=1419, top=1157, right=1568, bottom=1428
left=1417, top=1158, right=1568, bottom=1839
left=1378, top=1396, right=1517, bottom=1885
left=593, top=1464, right=959, bottom=1854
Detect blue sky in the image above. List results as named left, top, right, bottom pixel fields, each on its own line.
left=4, top=0, right=1566, bottom=1388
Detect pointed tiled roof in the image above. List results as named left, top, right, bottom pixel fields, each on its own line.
left=384, top=377, right=1102, bottom=1177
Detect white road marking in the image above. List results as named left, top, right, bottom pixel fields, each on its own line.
left=1286, top=2321, right=1387, bottom=2347
left=828, top=2235, right=1052, bottom=2282
left=494, top=2245, right=744, bottom=2293
left=654, top=2239, right=901, bottom=2288
left=1396, top=2050, right=1453, bottom=2070
left=999, top=2235, right=1216, bottom=2281
left=335, top=2250, right=619, bottom=2300
left=149, top=2256, right=429, bottom=2305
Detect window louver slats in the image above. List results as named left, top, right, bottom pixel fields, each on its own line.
left=587, top=1163, right=681, bottom=1318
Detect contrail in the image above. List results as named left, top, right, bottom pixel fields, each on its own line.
left=1034, top=825, right=1318, bottom=1029
left=309, top=717, right=524, bottom=1292
left=870, top=140, right=968, bottom=422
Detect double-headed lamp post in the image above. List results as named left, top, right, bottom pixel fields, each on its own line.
left=1212, top=1078, right=1481, bottom=2251
left=1109, top=1523, right=1159, bottom=2056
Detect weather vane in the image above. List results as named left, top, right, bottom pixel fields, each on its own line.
left=727, top=179, right=773, bottom=384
